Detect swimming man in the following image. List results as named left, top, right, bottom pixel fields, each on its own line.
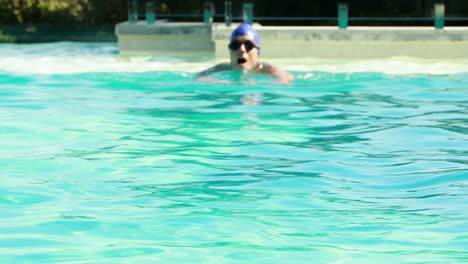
left=197, top=23, right=293, bottom=83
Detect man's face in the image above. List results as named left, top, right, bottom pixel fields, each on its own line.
left=229, top=35, right=259, bottom=73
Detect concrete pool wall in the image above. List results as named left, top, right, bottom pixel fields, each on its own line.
left=115, top=22, right=468, bottom=59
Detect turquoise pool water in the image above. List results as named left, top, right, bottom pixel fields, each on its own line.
left=0, top=42, right=467, bottom=263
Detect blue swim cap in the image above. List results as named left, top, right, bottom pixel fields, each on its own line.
left=230, top=23, right=260, bottom=54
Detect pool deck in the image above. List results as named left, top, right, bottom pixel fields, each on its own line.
left=115, top=22, right=468, bottom=59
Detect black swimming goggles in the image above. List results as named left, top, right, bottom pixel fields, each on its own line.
left=228, top=39, right=259, bottom=52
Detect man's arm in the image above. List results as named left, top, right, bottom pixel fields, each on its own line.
left=195, top=63, right=238, bottom=84
left=196, top=63, right=231, bottom=78
left=261, top=63, right=294, bottom=83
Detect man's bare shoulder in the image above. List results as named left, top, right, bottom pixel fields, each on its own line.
left=261, top=63, right=294, bottom=83
left=197, top=63, right=231, bottom=77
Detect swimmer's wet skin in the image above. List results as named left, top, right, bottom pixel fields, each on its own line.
left=197, top=23, right=293, bottom=83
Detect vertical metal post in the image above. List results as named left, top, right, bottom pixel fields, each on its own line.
left=132, top=0, right=138, bottom=23
left=204, top=1, right=214, bottom=24
left=243, top=3, right=253, bottom=25
left=146, top=0, right=156, bottom=24
left=338, top=3, right=348, bottom=29
left=128, top=0, right=134, bottom=23
left=225, top=1, right=232, bottom=26
left=434, top=3, right=445, bottom=29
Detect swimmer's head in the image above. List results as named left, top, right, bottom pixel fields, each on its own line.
left=230, top=23, right=260, bottom=55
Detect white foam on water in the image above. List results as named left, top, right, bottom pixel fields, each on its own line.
left=2, top=42, right=468, bottom=75
left=278, top=57, right=468, bottom=75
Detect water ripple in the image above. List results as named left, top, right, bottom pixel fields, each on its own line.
left=0, top=44, right=467, bottom=263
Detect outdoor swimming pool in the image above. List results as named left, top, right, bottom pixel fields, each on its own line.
left=0, top=42, right=467, bottom=263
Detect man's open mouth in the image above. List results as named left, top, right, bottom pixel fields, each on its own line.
left=237, top=57, right=246, bottom=65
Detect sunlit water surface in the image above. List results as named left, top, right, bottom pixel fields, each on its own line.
left=0, top=42, right=467, bottom=264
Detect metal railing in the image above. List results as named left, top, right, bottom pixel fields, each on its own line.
left=127, top=0, right=465, bottom=29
